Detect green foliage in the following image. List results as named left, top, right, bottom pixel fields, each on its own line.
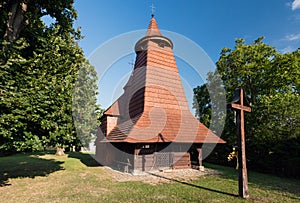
left=72, top=61, right=102, bottom=148
left=193, top=71, right=226, bottom=137
left=193, top=85, right=211, bottom=127
left=0, top=0, right=78, bottom=42
left=194, top=37, right=300, bottom=177
left=0, top=1, right=100, bottom=154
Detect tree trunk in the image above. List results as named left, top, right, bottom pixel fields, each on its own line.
left=4, top=0, right=27, bottom=41
left=55, top=147, right=66, bottom=156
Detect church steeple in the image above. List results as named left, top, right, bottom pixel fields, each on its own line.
left=100, top=15, right=225, bottom=144
left=146, top=15, right=162, bottom=36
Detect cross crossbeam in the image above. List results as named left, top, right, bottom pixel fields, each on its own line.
left=231, top=104, right=251, bottom=112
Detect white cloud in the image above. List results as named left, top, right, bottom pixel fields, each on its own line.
left=285, top=33, right=300, bottom=41
left=292, top=0, right=300, bottom=10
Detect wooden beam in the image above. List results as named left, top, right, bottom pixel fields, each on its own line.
left=231, top=88, right=251, bottom=198
left=197, top=147, right=202, bottom=167
left=231, top=103, right=252, bottom=112
left=133, top=146, right=141, bottom=173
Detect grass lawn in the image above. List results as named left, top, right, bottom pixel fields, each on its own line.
left=0, top=152, right=299, bottom=203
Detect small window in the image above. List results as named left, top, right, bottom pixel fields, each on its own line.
left=143, top=144, right=150, bottom=149
left=159, top=42, right=165, bottom=48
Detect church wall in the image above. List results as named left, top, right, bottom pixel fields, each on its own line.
left=96, top=142, right=202, bottom=173
left=131, top=143, right=200, bottom=173
left=99, top=116, right=107, bottom=136
left=133, top=151, right=192, bottom=172
left=95, top=142, right=117, bottom=166
left=172, top=152, right=191, bottom=169
left=95, top=142, right=135, bottom=172
left=107, top=116, right=118, bottom=135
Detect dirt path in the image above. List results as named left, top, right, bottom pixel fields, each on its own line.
left=103, top=167, right=222, bottom=185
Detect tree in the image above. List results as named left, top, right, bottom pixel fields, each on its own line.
left=73, top=61, right=102, bottom=149
left=194, top=37, right=300, bottom=177
left=193, top=85, right=211, bottom=127
left=0, top=0, right=77, bottom=41
left=0, top=1, right=99, bottom=154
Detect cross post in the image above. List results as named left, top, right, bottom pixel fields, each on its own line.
left=231, top=88, right=251, bottom=198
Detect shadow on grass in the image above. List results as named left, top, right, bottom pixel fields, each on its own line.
left=0, top=152, right=64, bottom=187
left=67, top=152, right=100, bottom=167
left=148, top=172, right=238, bottom=198
left=204, top=163, right=300, bottom=201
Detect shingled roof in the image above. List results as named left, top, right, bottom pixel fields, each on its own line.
left=102, top=16, right=225, bottom=144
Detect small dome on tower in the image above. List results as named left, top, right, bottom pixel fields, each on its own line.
left=135, top=16, right=173, bottom=53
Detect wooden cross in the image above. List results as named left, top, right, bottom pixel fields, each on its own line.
left=231, top=88, right=251, bottom=198
left=150, top=4, right=155, bottom=17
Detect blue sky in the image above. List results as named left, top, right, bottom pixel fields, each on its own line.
left=73, top=0, right=300, bottom=110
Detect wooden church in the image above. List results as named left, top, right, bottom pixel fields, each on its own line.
left=96, top=15, right=225, bottom=173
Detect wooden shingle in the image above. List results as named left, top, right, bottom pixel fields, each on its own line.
left=100, top=16, right=225, bottom=145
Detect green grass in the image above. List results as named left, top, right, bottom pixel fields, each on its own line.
left=0, top=152, right=299, bottom=203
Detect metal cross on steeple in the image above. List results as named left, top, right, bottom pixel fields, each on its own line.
left=150, top=4, right=155, bottom=17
